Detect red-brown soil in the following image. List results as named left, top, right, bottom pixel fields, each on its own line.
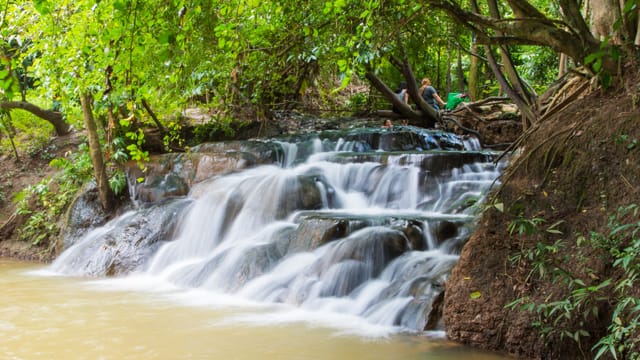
left=444, top=68, right=640, bottom=358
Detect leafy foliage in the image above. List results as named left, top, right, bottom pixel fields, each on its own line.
left=14, top=144, right=93, bottom=246
left=506, top=205, right=640, bottom=359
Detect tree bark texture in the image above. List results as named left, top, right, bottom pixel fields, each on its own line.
left=468, top=39, right=479, bottom=101
left=80, top=93, right=114, bottom=212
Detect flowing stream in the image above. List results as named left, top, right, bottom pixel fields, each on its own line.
left=4, top=126, right=510, bottom=359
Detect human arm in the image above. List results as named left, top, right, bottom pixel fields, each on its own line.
left=434, top=92, right=446, bottom=107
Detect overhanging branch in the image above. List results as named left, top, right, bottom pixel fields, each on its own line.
left=0, top=101, right=70, bottom=136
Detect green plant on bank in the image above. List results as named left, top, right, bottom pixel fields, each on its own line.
left=14, top=145, right=94, bottom=246
left=192, top=115, right=237, bottom=143
left=163, top=120, right=185, bottom=152
left=345, top=93, right=368, bottom=113
left=592, top=204, right=640, bottom=360
left=506, top=205, right=640, bottom=359
left=119, top=117, right=149, bottom=174
left=614, top=134, right=639, bottom=151
left=0, top=111, right=19, bottom=160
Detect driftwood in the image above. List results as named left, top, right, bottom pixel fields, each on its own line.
left=443, top=97, right=522, bottom=147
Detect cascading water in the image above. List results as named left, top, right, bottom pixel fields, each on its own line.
left=50, top=126, right=503, bottom=334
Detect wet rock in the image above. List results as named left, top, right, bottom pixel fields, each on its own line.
left=128, top=141, right=284, bottom=205
left=434, top=220, right=459, bottom=244
left=52, top=199, right=191, bottom=276
left=425, top=290, right=445, bottom=330
left=288, top=217, right=353, bottom=252
left=325, top=228, right=410, bottom=277
left=395, top=220, right=426, bottom=251
left=61, top=183, right=111, bottom=249
left=225, top=242, right=286, bottom=292
left=275, top=174, right=329, bottom=218
left=134, top=172, right=190, bottom=204
left=318, top=260, right=370, bottom=297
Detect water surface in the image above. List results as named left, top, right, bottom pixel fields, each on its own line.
left=1, top=260, right=509, bottom=360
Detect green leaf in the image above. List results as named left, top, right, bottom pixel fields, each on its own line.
left=114, top=0, right=129, bottom=12
left=158, top=32, right=174, bottom=45
left=33, top=0, right=52, bottom=15
left=470, top=291, right=482, bottom=299
left=584, top=53, right=599, bottom=65
left=340, top=75, right=350, bottom=88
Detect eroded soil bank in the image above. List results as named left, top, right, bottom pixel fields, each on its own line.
left=444, top=70, right=640, bottom=358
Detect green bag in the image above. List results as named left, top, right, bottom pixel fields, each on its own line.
left=446, top=92, right=468, bottom=110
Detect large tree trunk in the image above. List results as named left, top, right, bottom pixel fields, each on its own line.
left=389, top=55, right=441, bottom=124
left=558, top=53, right=568, bottom=78
left=589, top=0, right=623, bottom=42
left=0, top=101, right=70, bottom=136
left=366, top=48, right=442, bottom=128
left=80, top=93, right=114, bottom=212
left=468, top=38, right=479, bottom=101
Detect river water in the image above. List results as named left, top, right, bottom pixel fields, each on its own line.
left=3, top=127, right=512, bottom=359
left=1, top=260, right=508, bottom=359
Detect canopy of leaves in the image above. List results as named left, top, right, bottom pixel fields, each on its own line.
left=1, top=0, right=572, bottom=125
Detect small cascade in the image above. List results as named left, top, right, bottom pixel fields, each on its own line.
left=50, top=126, right=503, bottom=333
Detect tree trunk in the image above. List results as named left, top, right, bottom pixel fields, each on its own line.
left=589, top=0, right=622, bottom=42
left=487, top=0, right=536, bottom=107
left=80, top=93, right=114, bottom=212
left=0, top=101, right=70, bottom=136
left=392, top=56, right=441, bottom=125
left=558, top=53, right=568, bottom=78
left=468, top=38, right=479, bottom=101
left=457, top=45, right=465, bottom=93
left=141, top=98, right=165, bottom=133
left=468, top=0, right=537, bottom=126
left=364, top=70, right=420, bottom=121
left=427, top=0, right=612, bottom=74
left=446, top=40, right=452, bottom=94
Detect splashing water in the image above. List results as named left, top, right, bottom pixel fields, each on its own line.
left=50, top=127, right=503, bottom=335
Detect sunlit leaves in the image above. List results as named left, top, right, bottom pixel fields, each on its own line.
left=32, top=0, right=52, bottom=15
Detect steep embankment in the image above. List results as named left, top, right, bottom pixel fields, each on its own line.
left=444, top=71, right=640, bottom=358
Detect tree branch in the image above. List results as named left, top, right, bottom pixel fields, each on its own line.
left=0, top=101, right=70, bottom=136
left=364, top=66, right=422, bottom=121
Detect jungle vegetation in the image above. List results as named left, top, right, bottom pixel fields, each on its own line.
left=0, top=0, right=633, bottom=210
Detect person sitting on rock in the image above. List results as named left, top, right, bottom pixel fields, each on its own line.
left=392, top=81, right=409, bottom=114
left=420, top=78, right=446, bottom=110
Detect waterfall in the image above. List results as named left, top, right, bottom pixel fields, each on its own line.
left=50, top=126, right=502, bottom=333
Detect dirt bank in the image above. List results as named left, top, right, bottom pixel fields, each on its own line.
left=444, top=70, right=640, bottom=358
